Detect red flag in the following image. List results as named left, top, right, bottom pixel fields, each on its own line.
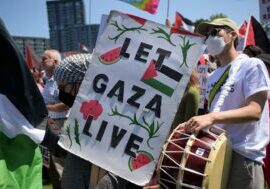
left=78, top=43, right=90, bottom=53
left=244, top=17, right=255, bottom=46
left=174, top=12, right=184, bottom=29
left=236, top=21, right=248, bottom=51
left=239, top=16, right=270, bottom=53
left=173, top=12, right=194, bottom=32
left=25, top=43, right=41, bottom=70
left=239, top=21, right=247, bottom=37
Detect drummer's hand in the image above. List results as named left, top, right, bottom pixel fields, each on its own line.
left=184, top=113, right=215, bottom=133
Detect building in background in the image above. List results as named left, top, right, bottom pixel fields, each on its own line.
left=46, top=0, right=86, bottom=51
left=69, top=24, right=100, bottom=52
left=13, top=36, right=50, bottom=58
left=259, top=0, right=270, bottom=37
left=46, top=0, right=100, bottom=52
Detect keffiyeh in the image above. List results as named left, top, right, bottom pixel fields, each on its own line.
left=54, top=53, right=91, bottom=83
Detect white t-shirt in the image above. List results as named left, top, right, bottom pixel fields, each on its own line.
left=207, top=54, right=270, bottom=163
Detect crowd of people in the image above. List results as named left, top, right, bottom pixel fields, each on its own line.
left=0, top=14, right=270, bottom=189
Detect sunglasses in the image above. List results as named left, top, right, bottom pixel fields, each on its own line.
left=205, top=27, right=233, bottom=38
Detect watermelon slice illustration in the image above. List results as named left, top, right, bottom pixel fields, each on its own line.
left=128, top=150, right=154, bottom=172
left=126, top=14, right=147, bottom=25
left=99, top=47, right=121, bottom=65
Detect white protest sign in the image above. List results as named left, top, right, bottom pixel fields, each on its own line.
left=59, top=10, right=205, bottom=186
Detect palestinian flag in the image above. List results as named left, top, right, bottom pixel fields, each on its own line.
left=25, top=43, right=42, bottom=71
left=173, top=12, right=195, bottom=32
left=0, top=18, right=47, bottom=189
left=141, top=59, right=182, bottom=97
left=237, top=16, right=270, bottom=53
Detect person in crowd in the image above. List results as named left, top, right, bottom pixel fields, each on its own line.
left=255, top=53, right=270, bottom=188
left=53, top=53, right=92, bottom=189
left=42, top=49, right=69, bottom=129
left=41, top=49, right=69, bottom=189
left=239, top=45, right=270, bottom=188
left=171, top=69, right=200, bottom=129
left=182, top=18, right=270, bottom=189
left=0, top=18, right=48, bottom=189
left=243, top=45, right=264, bottom=57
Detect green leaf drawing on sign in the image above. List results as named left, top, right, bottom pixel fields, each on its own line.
left=109, top=20, right=147, bottom=43
left=74, top=119, right=81, bottom=150
left=65, top=124, right=72, bottom=148
left=150, top=27, right=176, bottom=46
left=108, top=106, right=163, bottom=149
left=179, top=35, right=196, bottom=68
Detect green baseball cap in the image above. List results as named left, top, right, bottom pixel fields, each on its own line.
left=197, top=18, right=239, bottom=36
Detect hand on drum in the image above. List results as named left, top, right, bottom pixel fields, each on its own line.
left=183, top=113, right=215, bottom=134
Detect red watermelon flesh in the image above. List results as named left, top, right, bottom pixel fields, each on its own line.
left=128, top=150, right=154, bottom=171
left=126, top=14, right=147, bottom=25
left=141, top=59, right=158, bottom=81
left=99, top=47, right=121, bottom=65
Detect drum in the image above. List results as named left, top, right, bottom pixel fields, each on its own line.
left=159, top=125, right=232, bottom=189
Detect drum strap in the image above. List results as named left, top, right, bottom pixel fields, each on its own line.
left=208, top=65, right=231, bottom=109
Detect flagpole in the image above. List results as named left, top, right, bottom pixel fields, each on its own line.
left=166, top=0, right=170, bottom=18
left=89, top=0, right=91, bottom=24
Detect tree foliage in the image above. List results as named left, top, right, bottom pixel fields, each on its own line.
left=209, top=13, right=227, bottom=21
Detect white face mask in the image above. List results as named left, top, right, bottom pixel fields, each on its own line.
left=205, top=35, right=226, bottom=56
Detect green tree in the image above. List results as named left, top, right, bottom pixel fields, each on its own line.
left=261, top=22, right=270, bottom=36
left=209, top=13, right=227, bottom=21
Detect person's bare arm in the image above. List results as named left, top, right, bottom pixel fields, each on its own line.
left=46, top=102, right=69, bottom=112
left=184, top=91, right=268, bottom=133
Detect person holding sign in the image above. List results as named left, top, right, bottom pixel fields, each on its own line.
left=183, top=18, right=270, bottom=189
left=53, top=53, right=92, bottom=189
left=171, top=69, right=200, bottom=130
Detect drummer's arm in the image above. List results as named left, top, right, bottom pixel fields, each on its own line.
left=211, top=91, right=267, bottom=124
left=185, top=91, right=267, bottom=133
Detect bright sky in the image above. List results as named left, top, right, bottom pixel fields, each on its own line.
left=0, top=0, right=259, bottom=38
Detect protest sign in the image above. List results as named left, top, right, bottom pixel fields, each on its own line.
left=197, top=63, right=208, bottom=109
left=59, top=10, right=205, bottom=185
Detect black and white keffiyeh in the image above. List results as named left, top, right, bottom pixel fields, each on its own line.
left=54, top=53, right=91, bottom=83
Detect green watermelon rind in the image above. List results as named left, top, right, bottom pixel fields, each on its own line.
left=128, top=150, right=154, bottom=172
left=98, top=56, right=120, bottom=65
left=98, top=47, right=121, bottom=65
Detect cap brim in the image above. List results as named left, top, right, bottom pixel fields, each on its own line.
left=197, top=22, right=225, bottom=35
